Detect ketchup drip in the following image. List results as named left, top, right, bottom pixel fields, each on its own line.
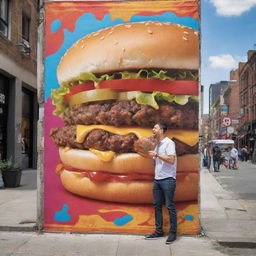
left=56, top=163, right=198, bottom=183
left=56, top=163, right=154, bottom=183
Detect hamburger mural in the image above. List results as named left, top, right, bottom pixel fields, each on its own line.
left=44, top=1, right=199, bottom=234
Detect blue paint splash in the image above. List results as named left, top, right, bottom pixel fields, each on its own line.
left=45, top=12, right=199, bottom=100
left=51, top=19, right=62, bottom=33
left=113, top=214, right=133, bottom=226
left=184, top=215, right=194, bottom=221
left=54, top=204, right=71, bottom=222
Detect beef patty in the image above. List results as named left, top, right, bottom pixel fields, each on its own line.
left=50, top=126, right=198, bottom=156
left=63, top=99, right=198, bottom=129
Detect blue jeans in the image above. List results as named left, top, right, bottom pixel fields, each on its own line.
left=213, top=160, right=220, bottom=171
left=153, top=178, right=177, bottom=234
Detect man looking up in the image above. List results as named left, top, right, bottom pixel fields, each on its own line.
left=145, top=123, right=177, bottom=244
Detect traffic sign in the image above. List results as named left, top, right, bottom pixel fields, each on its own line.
left=222, top=117, right=231, bottom=127
left=227, top=126, right=234, bottom=134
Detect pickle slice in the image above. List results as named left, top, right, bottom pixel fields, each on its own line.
left=69, top=89, right=118, bottom=105
left=174, top=95, right=190, bottom=105
left=118, top=91, right=138, bottom=101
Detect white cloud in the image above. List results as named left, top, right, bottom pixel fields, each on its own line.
left=209, top=0, right=256, bottom=16
left=208, top=54, right=245, bottom=69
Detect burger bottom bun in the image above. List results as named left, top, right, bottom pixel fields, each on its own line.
left=59, top=148, right=198, bottom=174
left=60, top=170, right=198, bottom=204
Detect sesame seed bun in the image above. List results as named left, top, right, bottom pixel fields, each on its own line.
left=59, top=148, right=199, bottom=174
left=60, top=169, right=198, bottom=203
left=57, top=22, right=199, bottom=85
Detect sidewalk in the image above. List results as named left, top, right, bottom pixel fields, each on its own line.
left=0, top=231, right=228, bottom=256
left=1, top=165, right=256, bottom=255
left=201, top=166, right=256, bottom=244
left=0, top=169, right=37, bottom=230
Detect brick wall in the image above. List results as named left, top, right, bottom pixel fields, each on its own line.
left=0, top=0, right=38, bottom=75
left=239, top=51, right=256, bottom=122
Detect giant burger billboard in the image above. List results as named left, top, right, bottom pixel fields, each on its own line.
left=44, top=0, right=200, bottom=234
left=50, top=22, right=199, bottom=203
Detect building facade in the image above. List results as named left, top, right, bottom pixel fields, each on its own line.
left=201, top=113, right=210, bottom=145
left=209, top=81, right=228, bottom=111
left=208, top=70, right=240, bottom=141
left=238, top=50, right=256, bottom=156
left=209, top=95, right=221, bottom=139
left=222, top=69, right=240, bottom=140
left=0, top=0, right=38, bottom=168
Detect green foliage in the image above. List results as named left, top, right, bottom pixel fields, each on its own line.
left=0, top=159, right=21, bottom=171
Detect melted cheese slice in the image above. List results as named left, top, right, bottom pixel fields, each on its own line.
left=89, top=148, right=116, bottom=162
left=76, top=125, right=198, bottom=146
left=63, top=147, right=71, bottom=152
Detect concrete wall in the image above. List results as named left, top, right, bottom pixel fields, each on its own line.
left=0, top=53, right=36, bottom=88
left=0, top=0, right=38, bottom=168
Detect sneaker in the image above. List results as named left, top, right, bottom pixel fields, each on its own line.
left=166, top=232, right=176, bottom=244
left=145, top=232, right=164, bottom=240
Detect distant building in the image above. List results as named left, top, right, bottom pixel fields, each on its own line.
left=200, top=85, right=204, bottom=116
left=201, top=114, right=210, bottom=144
left=0, top=0, right=38, bottom=168
left=222, top=69, right=240, bottom=140
left=209, top=95, right=222, bottom=139
left=199, top=85, right=204, bottom=144
left=209, top=81, right=228, bottom=111
left=209, top=72, right=240, bottom=140
left=237, top=50, right=256, bottom=155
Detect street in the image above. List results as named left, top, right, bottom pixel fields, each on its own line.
left=212, top=161, right=256, bottom=200
left=206, top=160, right=256, bottom=256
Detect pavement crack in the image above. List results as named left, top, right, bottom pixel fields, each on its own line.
left=219, top=241, right=256, bottom=249
left=168, top=243, right=173, bottom=255
left=224, top=207, right=246, bottom=212
left=115, top=235, right=120, bottom=256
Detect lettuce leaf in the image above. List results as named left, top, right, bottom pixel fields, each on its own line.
left=135, top=92, right=197, bottom=109
left=63, top=69, right=197, bottom=86
left=52, top=70, right=198, bottom=116
left=51, top=84, right=73, bottom=116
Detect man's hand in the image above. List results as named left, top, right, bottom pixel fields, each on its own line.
left=148, top=151, right=157, bottom=158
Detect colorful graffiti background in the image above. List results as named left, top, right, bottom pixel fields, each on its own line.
left=44, top=0, right=199, bottom=234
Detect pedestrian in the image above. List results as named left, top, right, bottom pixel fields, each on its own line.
left=222, top=148, right=230, bottom=169
left=241, top=146, right=248, bottom=161
left=145, top=123, right=177, bottom=244
left=203, top=146, right=209, bottom=167
left=244, top=146, right=249, bottom=161
left=207, top=145, right=212, bottom=169
left=212, top=144, right=221, bottom=172
left=230, top=144, right=238, bottom=169
left=238, top=149, right=242, bottom=161
left=249, top=147, right=254, bottom=160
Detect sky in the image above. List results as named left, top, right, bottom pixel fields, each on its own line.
left=201, top=0, right=256, bottom=113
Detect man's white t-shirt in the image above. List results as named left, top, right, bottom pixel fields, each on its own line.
left=230, top=148, right=238, bottom=158
left=154, top=137, right=176, bottom=180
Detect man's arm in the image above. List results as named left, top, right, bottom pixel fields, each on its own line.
left=156, top=153, right=175, bottom=164
left=148, top=151, right=175, bottom=164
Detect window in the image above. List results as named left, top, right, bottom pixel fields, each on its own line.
left=0, top=0, right=9, bottom=37
left=22, top=13, right=30, bottom=42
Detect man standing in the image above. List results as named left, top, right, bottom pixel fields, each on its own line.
left=145, top=123, right=177, bottom=244
left=212, top=144, right=221, bottom=172
left=230, top=144, right=238, bottom=169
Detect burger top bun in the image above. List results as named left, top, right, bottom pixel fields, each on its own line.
left=57, top=22, right=199, bottom=85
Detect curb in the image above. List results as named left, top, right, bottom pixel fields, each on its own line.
left=0, top=225, right=37, bottom=232
left=218, top=241, right=256, bottom=249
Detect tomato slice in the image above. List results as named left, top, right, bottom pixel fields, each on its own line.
left=63, top=79, right=198, bottom=103
left=63, top=82, right=94, bottom=102
left=99, top=79, right=198, bottom=95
